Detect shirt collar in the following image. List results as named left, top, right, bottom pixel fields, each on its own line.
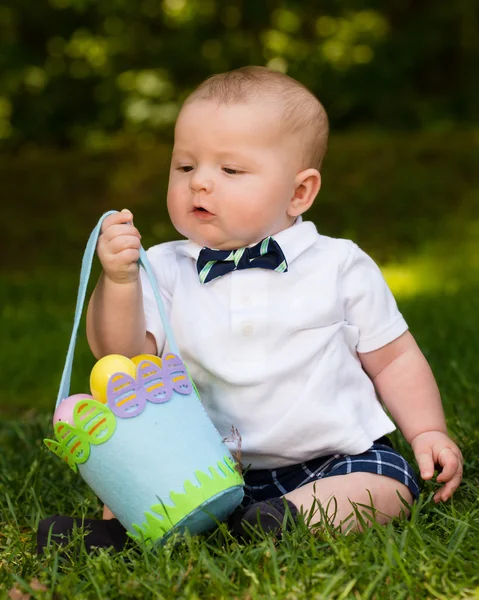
left=175, top=216, right=318, bottom=266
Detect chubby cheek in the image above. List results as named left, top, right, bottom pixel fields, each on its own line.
left=166, top=188, right=188, bottom=232
left=229, top=204, right=266, bottom=236
left=166, top=179, right=182, bottom=207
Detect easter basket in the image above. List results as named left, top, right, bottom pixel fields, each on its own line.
left=44, top=211, right=244, bottom=545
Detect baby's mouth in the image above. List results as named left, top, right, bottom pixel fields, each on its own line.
left=193, top=206, right=214, bottom=216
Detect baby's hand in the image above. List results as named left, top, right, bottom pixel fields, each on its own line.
left=411, top=430, right=463, bottom=502
left=97, top=209, right=142, bottom=284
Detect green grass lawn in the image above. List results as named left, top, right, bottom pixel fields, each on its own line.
left=3, top=286, right=479, bottom=599
left=1, top=131, right=478, bottom=598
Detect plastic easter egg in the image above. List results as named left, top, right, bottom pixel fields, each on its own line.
left=131, top=354, right=162, bottom=368
left=90, top=354, right=136, bottom=404
left=53, top=394, right=95, bottom=425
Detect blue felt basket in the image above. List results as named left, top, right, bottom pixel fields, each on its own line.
left=44, top=211, right=244, bottom=545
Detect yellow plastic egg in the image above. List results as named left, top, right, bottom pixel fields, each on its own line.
left=131, top=354, right=163, bottom=368
left=90, top=354, right=136, bottom=404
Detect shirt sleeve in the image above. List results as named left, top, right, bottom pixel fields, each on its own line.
left=340, top=242, right=408, bottom=353
left=139, top=245, right=177, bottom=355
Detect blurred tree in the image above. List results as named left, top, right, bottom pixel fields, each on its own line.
left=0, top=0, right=477, bottom=149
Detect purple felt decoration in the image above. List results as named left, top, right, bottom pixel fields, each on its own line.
left=107, top=371, right=146, bottom=419
left=104, top=356, right=194, bottom=419
left=137, top=360, right=173, bottom=404
left=165, top=354, right=193, bottom=395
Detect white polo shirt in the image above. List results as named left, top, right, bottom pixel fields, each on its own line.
left=140, top=220, right=408, bottom=469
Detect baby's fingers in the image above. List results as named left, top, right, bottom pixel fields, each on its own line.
left=101, top=223, right=142, bottom=245
left=101, top=209, right=134, bottom=234
left=414, top=451, right=435, bottom=480
left=433, top=447, right=463, bottom=502
left=107, top=233, right=141, bottom=256
left=436, top=448, right=461, bottom=483
left=434, top=468, right=462, bottom=502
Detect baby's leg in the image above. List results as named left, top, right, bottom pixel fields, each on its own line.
left=103, top=505, right=115, bottom=519
left=285, top=472, right=413, bottom=532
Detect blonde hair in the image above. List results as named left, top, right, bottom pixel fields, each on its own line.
left=182, top=66, right=329, bottom=170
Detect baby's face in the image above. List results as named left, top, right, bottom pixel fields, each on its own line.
left=167, top=99, right=302, bottom=249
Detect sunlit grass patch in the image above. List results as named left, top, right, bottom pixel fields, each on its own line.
left=383, top=219, right=479, bottom=298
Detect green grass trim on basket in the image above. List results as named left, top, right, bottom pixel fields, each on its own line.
left=132, top=456, right=243, bottom=542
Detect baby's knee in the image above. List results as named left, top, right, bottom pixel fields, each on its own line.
left=346, top=473, right=413, bottom=526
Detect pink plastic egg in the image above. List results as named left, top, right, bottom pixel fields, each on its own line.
left=52, top=394, right=95, bottom=425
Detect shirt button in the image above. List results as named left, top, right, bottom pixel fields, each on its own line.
left=242, top=324, right=254, bottom=337
left=242, top=295, right=251, bottom=306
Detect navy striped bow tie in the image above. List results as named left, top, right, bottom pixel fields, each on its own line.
left=197, top=237, right=288, bottom=284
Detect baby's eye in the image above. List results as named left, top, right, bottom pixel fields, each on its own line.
left=178, top=165, right=193, bottom=172
left=223, top=167, right=242, bottom=175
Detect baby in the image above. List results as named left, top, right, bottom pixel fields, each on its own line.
left=38, top=66, right=463, bottom=551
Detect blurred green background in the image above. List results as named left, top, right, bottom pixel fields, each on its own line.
left=1, top=0, right=478, bottom=415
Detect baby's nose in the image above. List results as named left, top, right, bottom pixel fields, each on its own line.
left=189, top=169, right=213, bottom=193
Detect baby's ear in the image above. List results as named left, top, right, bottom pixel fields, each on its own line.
left=287, top=169, right=321, bottom=217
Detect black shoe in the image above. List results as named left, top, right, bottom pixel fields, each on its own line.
left=228, top=497, right=298, bottom=540
left=37, top=515, right=128, bottom=554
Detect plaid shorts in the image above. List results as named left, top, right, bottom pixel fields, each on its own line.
left=242, top=437, right=420, bottom=506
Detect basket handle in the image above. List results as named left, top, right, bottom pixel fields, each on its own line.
left=56, top=210, right=179, bottom=408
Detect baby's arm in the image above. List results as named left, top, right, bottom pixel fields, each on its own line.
left=359, top=331, right=463, bottom=502
left=87, top=209, right=157, bottom=521
left=86, top=209, right=157, bottom=358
